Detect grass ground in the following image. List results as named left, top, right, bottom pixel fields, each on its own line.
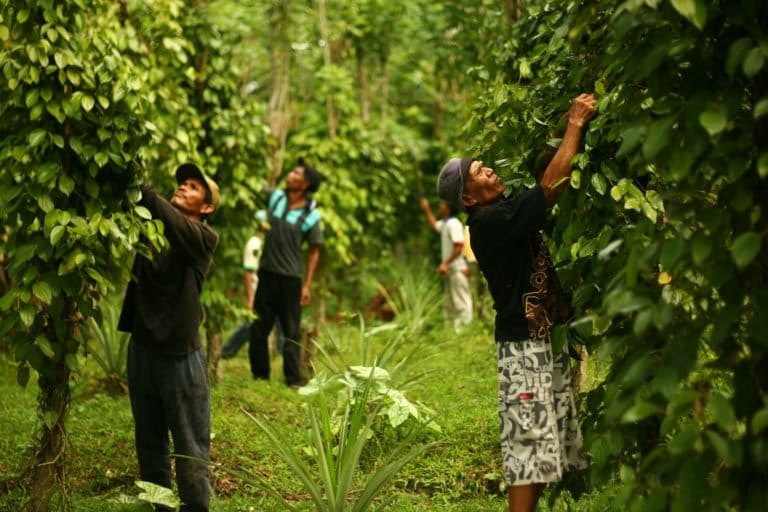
left=0, top=315, right=612, bottom=511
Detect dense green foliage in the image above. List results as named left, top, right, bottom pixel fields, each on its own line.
left=468, top=0, right=768, bottom=509
left=3, top=0, right=767, bottom=510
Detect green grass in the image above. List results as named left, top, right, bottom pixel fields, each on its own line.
left=0, top=317, right=616, bottom=511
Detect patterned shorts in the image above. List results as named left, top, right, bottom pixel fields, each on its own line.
left=497, top=339, right=587, bottom=486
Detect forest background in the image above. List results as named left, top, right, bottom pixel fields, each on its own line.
left=1, top=0, right=767, bottom=511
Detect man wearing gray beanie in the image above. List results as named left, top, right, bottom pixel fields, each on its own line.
left=437, top=93, right=597, bottom=512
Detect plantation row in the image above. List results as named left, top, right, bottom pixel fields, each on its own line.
left=1, top=0, right=768, bottom=511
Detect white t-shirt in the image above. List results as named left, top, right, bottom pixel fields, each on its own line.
left=243, top=236, right=263, bottom=293
left=243, top=236, right=263, bottom=271
left=434, top=217, right=467, bottom=272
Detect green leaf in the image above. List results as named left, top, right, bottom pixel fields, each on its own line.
left=730, top=232, right=762, bottom=268
left=33, top=282, right=53, bottom=304
left=670, top=0, right=695, bottom=20
left=38, top=195, right=54, bottom=212
left=591, top=173, right=607, bottom=195
left=36, top=336, right=55, bottom=358
left=28, top=129, right=47, bottom=147
left=570, top=170, right=581, bottom=189
left=704, top=430, right=734, bottom=465
left=758, top=153, right=768, bottom=178
left=743, top=47, right=765, bottom=77
left=20, top=304, right=35, bottom=327
left=660, top=237, right=685, bottom=268
left=135, top=206, right=152, bottom=220
left=50, top=225, right=66, bottom=246
left=669, top=0, right=706, bottom=29
left=616, top=126, right=645, bottom=158
left=751, top=409, right=768, bottom=434
left=16, top=9, right=30, bottom=23
left=59, top=175, right=75, bottom=196
left=622, top=401, right=660, bottom=423
left=754, top=98, right=768, bottom=119
left=699, top=108, right=727, bottom=136
left=30, top=103, right=43, bottom=121
left=642, top=119, right=673, bottom=159
left=0, top=25, right=9, bottom=41
left=706, top=393, right=736, bottom=433
left=81, top=94, right=95, bottom=112
left=691, top=234, right=712, bottom=264
left=25, top=89, right=40, bottom=109
left=69, top=136, right=83, bottom=156
left=46, top=102, right=65, bottom=123
left=65, top=354, right=79, bottom=371
left=94, top=152, right=108, bottom=167
left=136, top=481, right=180, bottom=508
left=0, top=290, right=15, bottom=311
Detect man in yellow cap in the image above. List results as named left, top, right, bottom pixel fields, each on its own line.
left=119, top=163, right=219, bottom=511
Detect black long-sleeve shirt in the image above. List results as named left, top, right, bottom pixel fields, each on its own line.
left=118, top=186, right=219, bottom=355
left=468, top=185, right=567, bottom=342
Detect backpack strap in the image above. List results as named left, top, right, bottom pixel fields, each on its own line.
left=269, top=190, right=320, bottom=233
left=296, top=204, right=321, bottom=234
left=267, top=190, right=288, bottom=218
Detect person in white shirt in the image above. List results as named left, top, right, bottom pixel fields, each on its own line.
left=221, top=212, right=268, bottom=359
left=419, top=197, right=473, bottom=330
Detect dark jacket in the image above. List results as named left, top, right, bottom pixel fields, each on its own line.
left=118, top=186, right=219, bottom=355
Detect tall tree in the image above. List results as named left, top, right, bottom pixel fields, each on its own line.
left=0, top=1, right=157, bottom=509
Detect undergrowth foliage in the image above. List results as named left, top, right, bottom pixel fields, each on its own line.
left=468, top=0, right=768, bottom=509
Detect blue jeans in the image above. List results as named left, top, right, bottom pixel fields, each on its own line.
left=220, top=322, right=250, bottom=359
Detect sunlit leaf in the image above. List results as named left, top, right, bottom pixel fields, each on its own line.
left=33, top=282, right=53, bottom=304
left=699, top=108, right=727, bottom=136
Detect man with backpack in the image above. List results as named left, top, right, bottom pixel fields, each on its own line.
left=249, top=158, right=323, bottom=387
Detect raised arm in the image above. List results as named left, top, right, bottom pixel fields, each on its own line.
left=140, top=185, right=218, bottom=259
left=418, top=197, right=438, bottom=231
left=539, top=93, right=597, bottom=205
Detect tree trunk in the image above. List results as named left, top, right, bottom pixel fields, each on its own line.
left=26, top=359, right=71, bottom=512
left=316, top=0, right=337, bottom=140
left=356, top=47, right=370, bottom=125
left=207, top=329, right=223, bottom=385
left=379, top=57, right=389, bottom=130
left=570, top=345, right=589, bottom=393
left=501, top=0, right=525, bottom=23
left=267, top=0, right=292, bottom=185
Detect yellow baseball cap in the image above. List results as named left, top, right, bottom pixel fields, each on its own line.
left=175, top=162, right=220, bottom=211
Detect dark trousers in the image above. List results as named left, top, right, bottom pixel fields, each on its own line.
left=249, top=269, right=303, bottom=385
left=221, top=319, right=284, bottom=359
left=127, top=340, right=211, bottom=512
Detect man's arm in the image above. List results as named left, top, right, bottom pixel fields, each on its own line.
left=140, top=186, right=218, bottom=257
left=244, top=270, right=255, bottom=309
left=438, top=243, right=464, bottom=275
left=539, top=93, right=597, bottom=205
left=301, top=244, right=321, bottom=306
left=418, top=198, right=438, bottom=231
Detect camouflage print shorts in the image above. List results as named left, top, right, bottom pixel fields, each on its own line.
left=497, top=339, right=587, bottom=486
